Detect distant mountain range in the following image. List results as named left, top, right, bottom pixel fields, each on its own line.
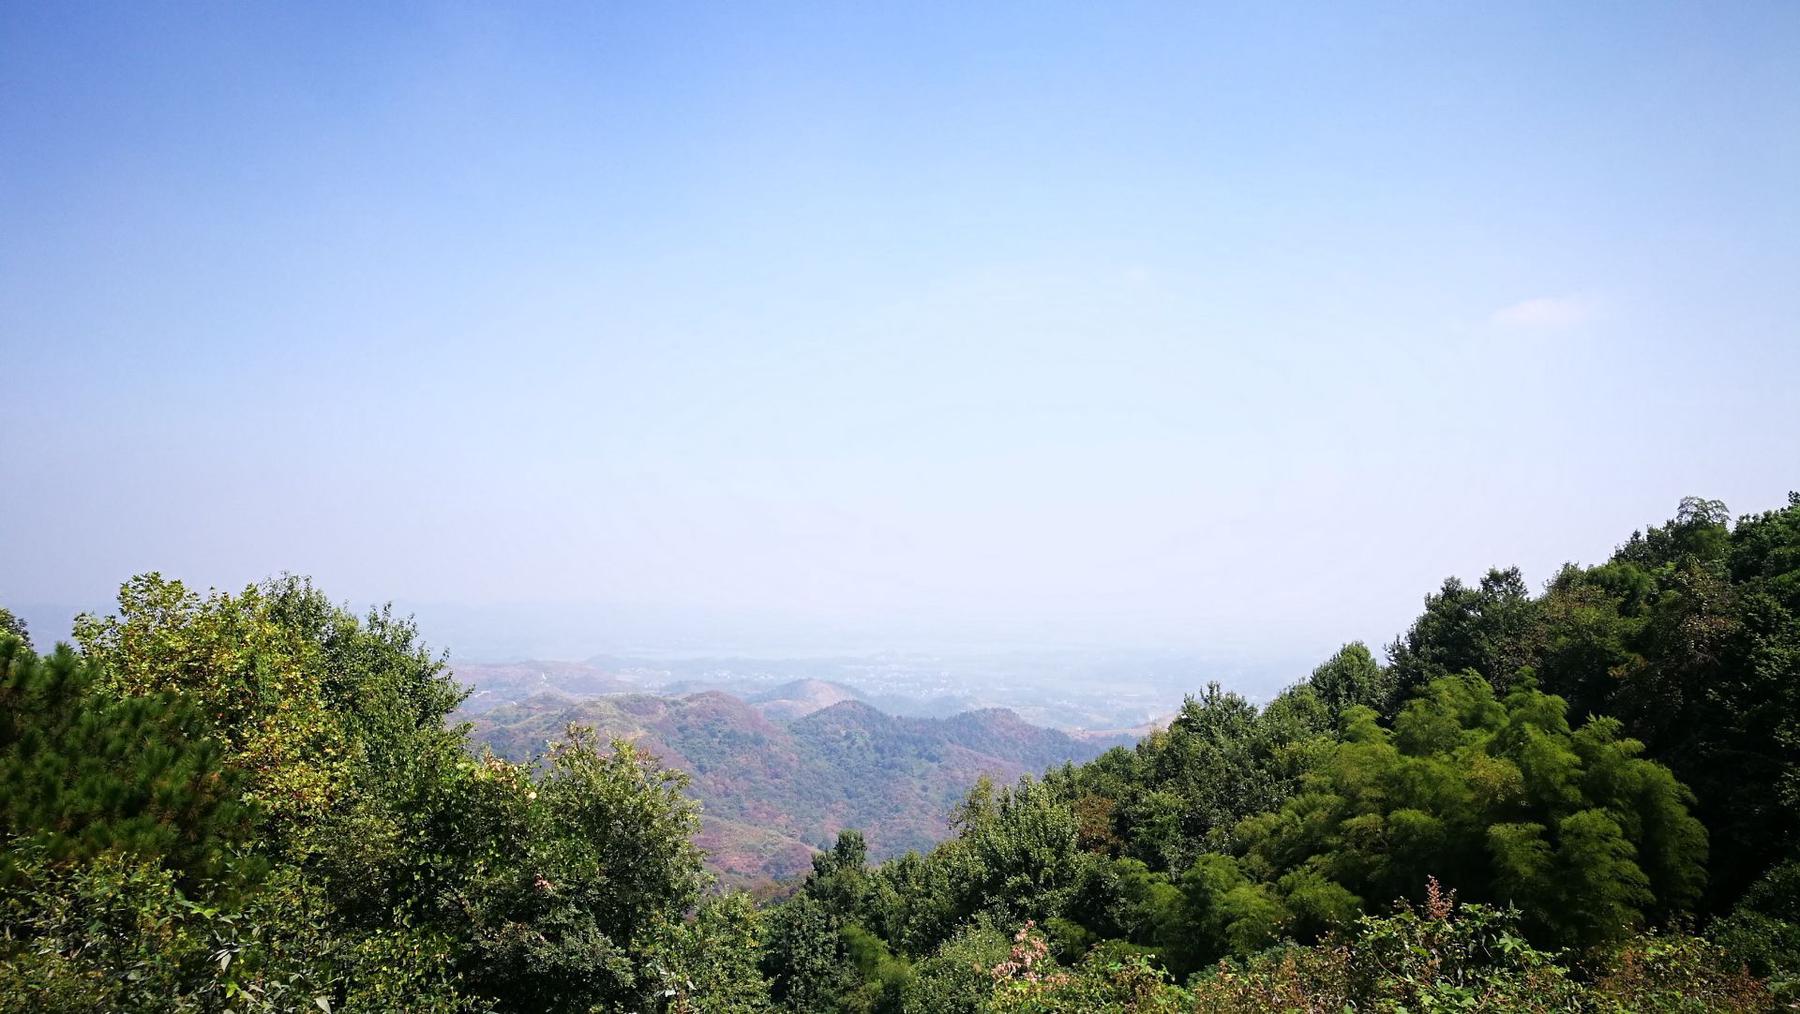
left=450, top=647, right=1214, bottom=730
left=453, top=660, right=641, bottom=713
left=456, top=668, right=1140, bottom=885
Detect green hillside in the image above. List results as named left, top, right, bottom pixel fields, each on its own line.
left=1, top=494, right=1797, bottom=1011
left=466, top=691, right=1115, bottom=885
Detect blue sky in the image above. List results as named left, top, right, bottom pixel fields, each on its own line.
left=3, top=2, right=1796, bottom=661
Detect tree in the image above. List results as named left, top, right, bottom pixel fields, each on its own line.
left=0, top=608, right=29, bottom=651
left=1388, top=568, right=1544, bottom=704
left=51, top=572, right=736, bottom=1012
left=0, top=637, right=250, bottom=885
left=761, top=892, right=861, bottom=1012
left=1531, top=494, right=1800, bottom=905
left=73, top=575, right=351, bottom=855
left=644, top=891, right=774, bottom=1013
left=453, top=729, right=708, bottom=1012
left=1111, top=684, right=1304, bottom=871
left=1235, top=674, right=1706, bottom=950
left=1305, top=642, right=1394, bottom=722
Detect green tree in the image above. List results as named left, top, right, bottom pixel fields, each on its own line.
left=1104, top=684, right=1311, bottom=872
left=452, top=729, right=708, bottom=1012
left=762, top=891, right=862, bottom=1012
left=0, top=607, right=29, bottom=651
left=73, top=575, right=352, bottom=856
left=1531, top=494, right=1800, bottom=905
left=1388, top=568, right=1545, bottom=704
left=642, top=890, right=774, bottom=1013
left=1305, top=642, right=1395, bottom=722
left=53, top=573, right=730, bottom=1012
left=0, top=637, right=250, bottom=885
left=1236, top=674, right=1706, bottom=950
left=901, top=921, right=1012, bottom=1014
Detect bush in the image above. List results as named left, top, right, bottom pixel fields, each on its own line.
left=1711, top=859, right=1800, bottom=1001
left=983, top=882, right=1779, bottom=1013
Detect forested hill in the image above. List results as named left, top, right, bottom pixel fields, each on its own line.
left=464, top=691, right=1122, bottom=885
left=2, top=493, right=1799, bottom=1011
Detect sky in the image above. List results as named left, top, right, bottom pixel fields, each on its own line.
left=2, top=2, right=1797, bottom=665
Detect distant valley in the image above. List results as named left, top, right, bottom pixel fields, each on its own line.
left=454, top=663, right=1142, bottom=884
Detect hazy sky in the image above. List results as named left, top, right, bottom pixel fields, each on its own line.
left=3, top=3, right=1796, bottom=661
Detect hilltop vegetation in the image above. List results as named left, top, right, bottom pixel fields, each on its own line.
left=1, top=494, right=1797, bottom=1011
left=1, top=577, right=744, bottom=1013
left=467, top=692, right=1116, bottom=884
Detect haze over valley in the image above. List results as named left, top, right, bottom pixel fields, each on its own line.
left=450, top=648, right=1240, bottom=732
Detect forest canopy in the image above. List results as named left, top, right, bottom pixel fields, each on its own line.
left=2, top=493, right=1798, bottom=1011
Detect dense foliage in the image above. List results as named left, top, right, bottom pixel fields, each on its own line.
left=748, top=494, right=1800, bottom=1011
left=3, top=493, right=1797, bottom=1010
left=986, top=883, right=1771, bottom=1013
left=0, top=638, right=250, bottom=886
left=0, top=576, right=769, bottom=1012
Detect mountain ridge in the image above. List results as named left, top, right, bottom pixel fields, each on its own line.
left=462, top=688, right=1116, bottom=885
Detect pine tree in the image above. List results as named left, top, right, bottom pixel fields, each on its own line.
left=0, top=634, right=251, bottom=886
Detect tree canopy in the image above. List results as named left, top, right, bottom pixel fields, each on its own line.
left=3, top=493, right=1797, bottom=1010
